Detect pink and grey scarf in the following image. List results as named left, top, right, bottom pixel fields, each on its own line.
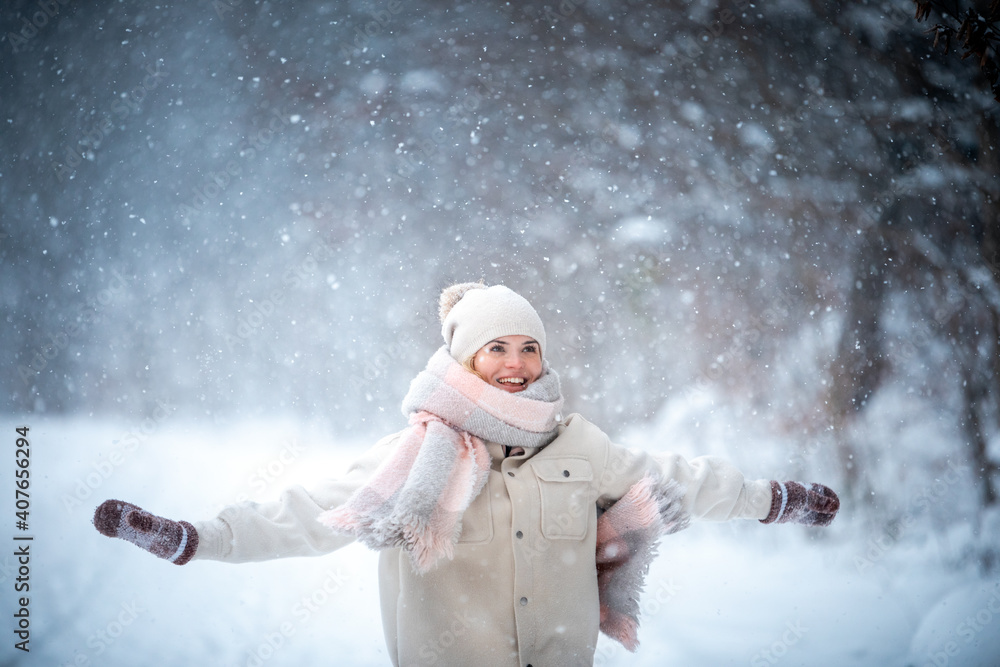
left=318, top=347, right=564, bottom=572
left=318, top=346, right=688, bottom=650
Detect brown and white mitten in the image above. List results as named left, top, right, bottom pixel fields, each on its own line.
left=93, top=499, right=199, bottom=565
left=760, top=481, right=840, bottom=526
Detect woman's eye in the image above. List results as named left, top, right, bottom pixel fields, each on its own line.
left=489, top=345, right=505, bottom=353
left=523, top=346, right=537, bottom=354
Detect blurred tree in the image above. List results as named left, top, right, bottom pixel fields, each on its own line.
left=827, top=0, right=1000, bottom=512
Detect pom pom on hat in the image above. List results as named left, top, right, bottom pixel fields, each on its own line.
left=439, top=282, right=546, bottom=362
left=439, top=281, right=487, bottom=322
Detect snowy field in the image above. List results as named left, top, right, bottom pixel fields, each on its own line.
left=2, top=416, right=997, bottom=667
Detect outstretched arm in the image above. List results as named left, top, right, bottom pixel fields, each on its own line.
left=93, top=432, right=400, bottom=564
left=648, top=453, right=840, bottom=526
left=601, top=443, right=839, bottom=526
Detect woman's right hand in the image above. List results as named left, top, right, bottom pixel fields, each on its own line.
left=759, top=481, right=840, bottom=526
left=93, top=500, right=199, bottom=565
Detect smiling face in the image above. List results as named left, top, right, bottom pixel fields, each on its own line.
left=469, top=335, right=543, bottom=393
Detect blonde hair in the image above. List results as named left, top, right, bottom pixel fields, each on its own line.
left=462, top=356, right=486, bottom=382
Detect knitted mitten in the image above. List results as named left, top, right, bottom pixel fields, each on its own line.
left=93, top=499, right=199, bottom=565
left=760, top=481, right=840, bottom=526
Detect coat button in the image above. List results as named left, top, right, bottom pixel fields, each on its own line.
left=507, top=471, right=515, bottom=477
left=520, top=596, right=528, bottom=606
left=516, top=530, right=523, bottom=539
left=562, top=469, right=570, bottom=477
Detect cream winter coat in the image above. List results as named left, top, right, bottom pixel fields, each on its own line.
left=193, top=414, right=773, bottom=666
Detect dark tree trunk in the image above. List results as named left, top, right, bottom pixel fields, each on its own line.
left=830, top=215, right=892, bottom=493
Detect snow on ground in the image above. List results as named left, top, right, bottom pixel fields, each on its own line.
left=1, top=417, right=993, bottom=666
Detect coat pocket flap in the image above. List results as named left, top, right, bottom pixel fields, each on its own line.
left=533, top=458, right=594, bottom=482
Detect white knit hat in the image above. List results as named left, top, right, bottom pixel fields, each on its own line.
left=439, top=282, right=546, bottom=362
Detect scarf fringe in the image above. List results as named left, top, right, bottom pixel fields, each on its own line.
left=399, top=512, right=461, bottom=572
left=597, top=475, right=689, bottom=651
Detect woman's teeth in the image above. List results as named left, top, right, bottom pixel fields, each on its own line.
left=497, top=378, right=525, bottom=385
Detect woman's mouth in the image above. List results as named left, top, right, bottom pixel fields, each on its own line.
left=495, top=377, right=527, bottom=392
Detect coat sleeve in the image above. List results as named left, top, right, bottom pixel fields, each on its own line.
left=191, top=432, right=400, bottom=563
left=594, top=427, right=772, bottom=521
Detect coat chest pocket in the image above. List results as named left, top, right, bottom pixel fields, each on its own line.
left=534, top=458, right=594, bottom=540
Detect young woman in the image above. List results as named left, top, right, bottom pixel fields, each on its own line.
left=94, top=282, right=840, bottom=666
